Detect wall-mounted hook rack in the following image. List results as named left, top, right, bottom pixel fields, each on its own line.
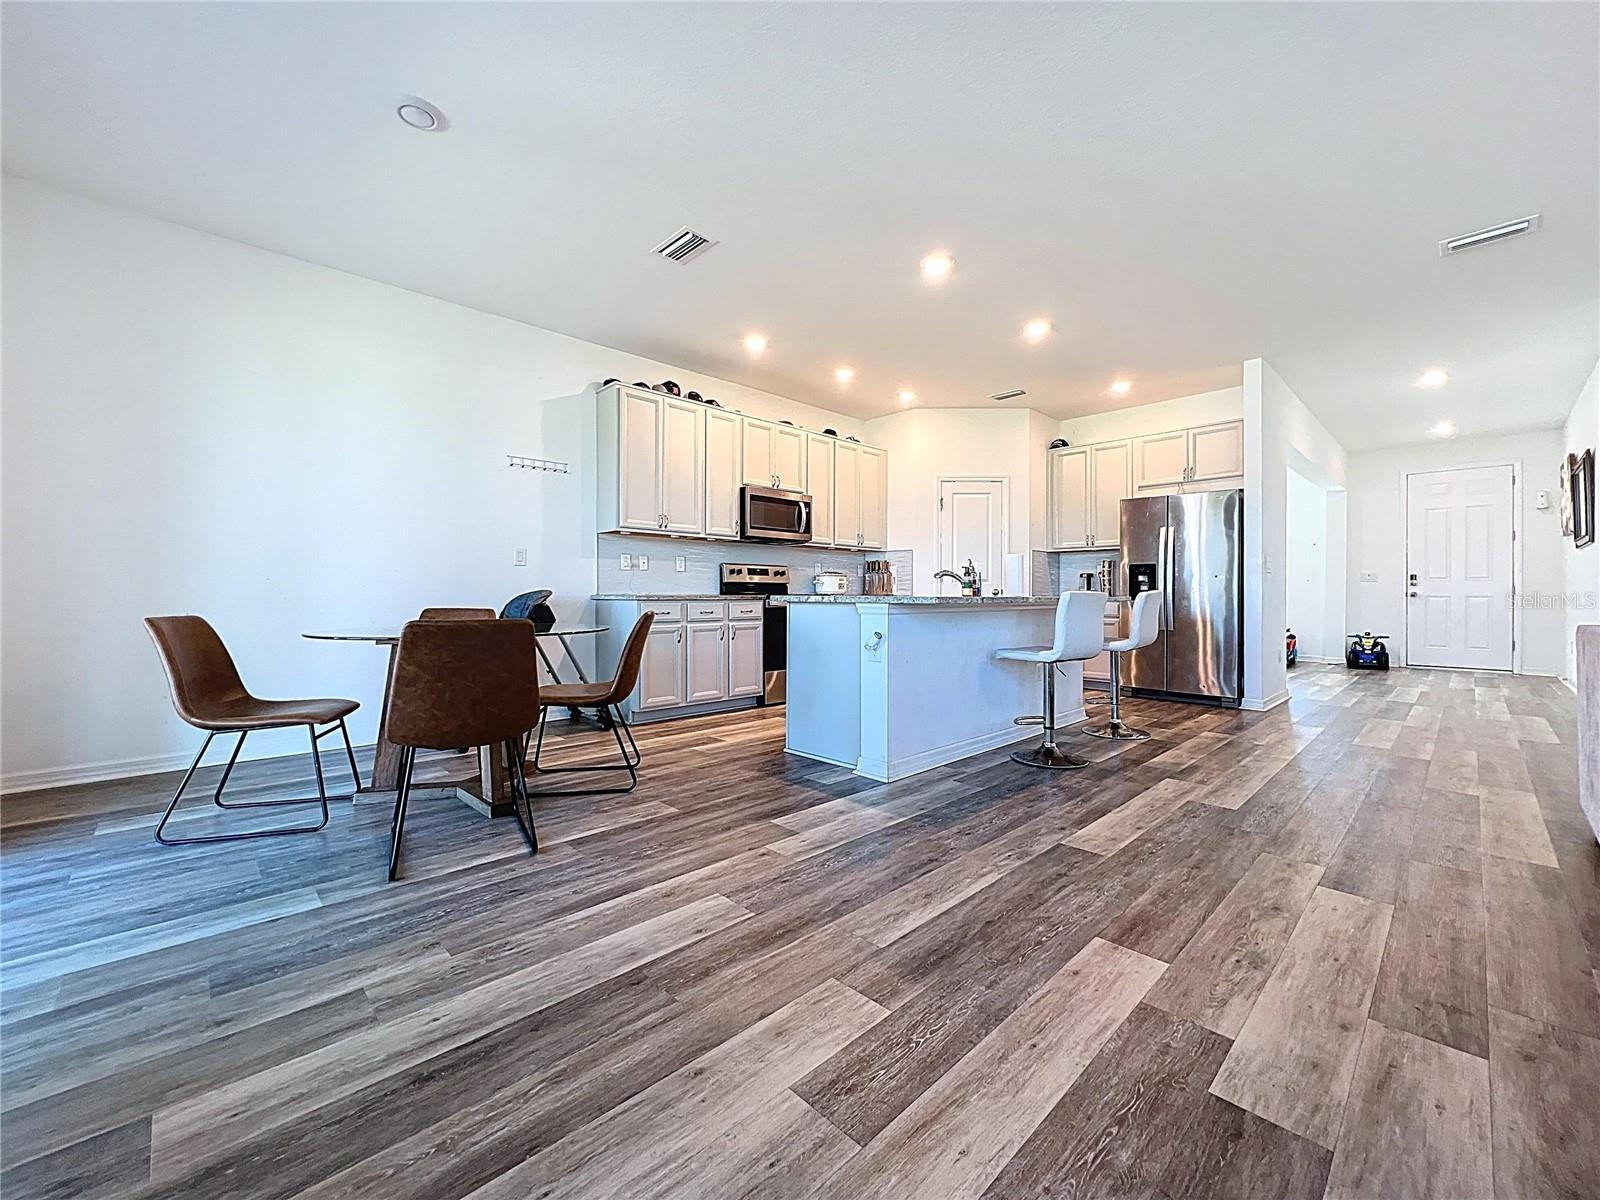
left=506, top=455, right=571, bottom=475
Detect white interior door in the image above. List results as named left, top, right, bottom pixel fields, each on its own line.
left=937, top=478, right=1006, bottom=594
left=1405, top=465, right=1514, bottom=670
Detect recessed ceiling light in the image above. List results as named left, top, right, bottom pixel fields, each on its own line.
left=1428, top=419, right=1456, bottom=438
left=990, top=388, right=1028, bottom=402
left=1021, top=318, right=1053, bottom=344
left=396, top=97, right=447, bottom=132
left=743, top=332, right=769, bottom=356
left=834, top=366, right=856, bottom=385
left=1416, top=368, right=1448, bottom=389
left=920, top=251, right=956, bottom=284
left=1109, top=379, right=1133, bottom=396
left=898, top=389, right=917, bottom=405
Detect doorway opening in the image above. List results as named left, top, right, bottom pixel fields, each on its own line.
left=1285, top=464, right=1347, bottom=666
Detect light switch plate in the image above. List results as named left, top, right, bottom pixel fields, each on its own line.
left=513, top=547, right=527, bottom=567
left=620, top=553, right=632, bottom=571
left=1360, top=570, right=1378, bottom=582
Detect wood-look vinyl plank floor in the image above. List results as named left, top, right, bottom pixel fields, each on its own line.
left=0, top=663, right=1592, bottom=1199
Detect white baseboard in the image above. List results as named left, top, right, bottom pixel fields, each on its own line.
left=1, top=740, right=377, bottom=797
left=1292, top=655, right=1341, bottom=665
left=1240, top=691, right=1290, bottom=712
left=857, top=707, right=1088, bottom=782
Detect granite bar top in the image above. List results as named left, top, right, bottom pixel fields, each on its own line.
left=773, top=594, right=1060, bottom=606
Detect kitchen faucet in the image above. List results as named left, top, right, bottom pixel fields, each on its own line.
left=933, top=559, right=983, bottom=596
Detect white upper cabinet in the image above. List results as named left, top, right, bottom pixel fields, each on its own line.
left=1134, top=418, right=1244, bottom=490
left=1188, top=420, right=1245, bottom=482
left=834, top=441, right=862, bottom=547
left=774, top=425, right=806, bottom=491
left=1049, top=446, right=1091, bottom=550
left=830, top=441, right=886, bottom=549
left=601, top=385, right=684, bottom=533
left=599, top=384, right=886, bottom=548
left=805, top=433, right=836, bottom=546
left=742, top=417, right=807, bottom=491
left=660, top=397, right=706, bottom=533
left=1049, top=439, right=1135, bottom=549
left=1089, top=440, right=1132, bottom=546
left=704, top=407, right=743, bottom=540
left=858, top=446, right=886, bottom=549
left=1134, top=429, right=1189, bottom=491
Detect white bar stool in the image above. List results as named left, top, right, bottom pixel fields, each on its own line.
left=1084, top=590, right=1162, bottom=741
left=993, top=591, right=1106, bottom=769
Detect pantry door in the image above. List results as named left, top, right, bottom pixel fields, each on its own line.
left=1404, top=464, right=1514, bottom=670
left=937, top=477, right=1007, bottom=595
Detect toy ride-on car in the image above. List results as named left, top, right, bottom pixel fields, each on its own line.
left=1345, top=632, right=1390, bottom=671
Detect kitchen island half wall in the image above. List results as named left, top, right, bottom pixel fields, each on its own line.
left=777, top=596, right=1084, bottom=781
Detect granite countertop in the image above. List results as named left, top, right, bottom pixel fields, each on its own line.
left=592, top=593, right=729, bottom=601
left=773, top=594, right=1061, bottom=606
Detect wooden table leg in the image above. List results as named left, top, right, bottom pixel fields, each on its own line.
left=477, top=742, right=511, bottom=808
left=368, top=643, right=404, bottom=792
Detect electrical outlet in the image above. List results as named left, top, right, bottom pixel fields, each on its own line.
left=637, top=555, right=650, bottom=571
left=513, top=547, right=527, bottom=567
left=675, top=556, right=686, bottom=572
left=620, top=553, right=632, bottom=571
left=1360, top=570, right=1378, bottom=583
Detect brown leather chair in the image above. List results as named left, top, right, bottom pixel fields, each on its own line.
left=417, top=607, right=496, bottom=620
left=384, top=618, right=541, bottom=880
left=529, top=612, right=653, bottom=795
left=144, top=616, right=360, bottom=845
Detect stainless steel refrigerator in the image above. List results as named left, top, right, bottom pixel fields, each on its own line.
left=1119, top=490, right=1244, bottom=704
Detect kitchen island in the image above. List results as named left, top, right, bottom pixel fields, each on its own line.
left=775, top=595, right=1083, bottom=781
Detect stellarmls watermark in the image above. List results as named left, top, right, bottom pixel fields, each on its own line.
left=1511, top=590, right=1599, bottom=610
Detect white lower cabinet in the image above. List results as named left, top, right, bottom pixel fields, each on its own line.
left=637, top=620, right=686, bottom=710
left=685, top=621, right=729, bottom=703
left=727, top=620, right=764, bottom=697
left=595, top=599, right=768, bottom=722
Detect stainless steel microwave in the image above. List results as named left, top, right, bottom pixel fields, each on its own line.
left=739, top=485, right=812, bottom=543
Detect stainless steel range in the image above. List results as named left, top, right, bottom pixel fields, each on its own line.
left=719, top=564, right=790, bottom=704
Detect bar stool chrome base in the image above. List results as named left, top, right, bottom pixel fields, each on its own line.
left=1086, top=648, right=1150, bottom=743
left=1082, top=718, right=1150, bottom=741
left=1010, top=742, right=1089, bottom=769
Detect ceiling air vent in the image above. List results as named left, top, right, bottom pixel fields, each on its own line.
left=990, top=388, right=1028, bottom=402
left=1439, top=214, right=1540, bottom=256
left=652, top=227, right=718, bottom=264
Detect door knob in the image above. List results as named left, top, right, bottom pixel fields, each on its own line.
left=1409, top=591, right=1418, bottom=598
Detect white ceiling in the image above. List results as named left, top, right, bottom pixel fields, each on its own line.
left=3, top=2, right=1596, bottom=450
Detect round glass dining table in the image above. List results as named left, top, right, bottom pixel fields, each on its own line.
left=303, top=624, right=607, bottom=809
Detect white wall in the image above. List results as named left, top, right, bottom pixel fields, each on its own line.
left=0, top=177, right=860, bottom=788
left=1561, top=360, right=1600, bottom=687
left=1344, top=427, right=1568, bottom=677
left=1242, top=359, right=1348, bottom=709
left=863, top=407, right=1053, bottom=596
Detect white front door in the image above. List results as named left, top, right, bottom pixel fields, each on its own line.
left=937, top=478, right=1007, bottom=594
left=1405, top=465, right=1514, bottom=670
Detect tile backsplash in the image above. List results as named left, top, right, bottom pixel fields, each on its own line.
left=596, top=534, right=907, bottom=596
